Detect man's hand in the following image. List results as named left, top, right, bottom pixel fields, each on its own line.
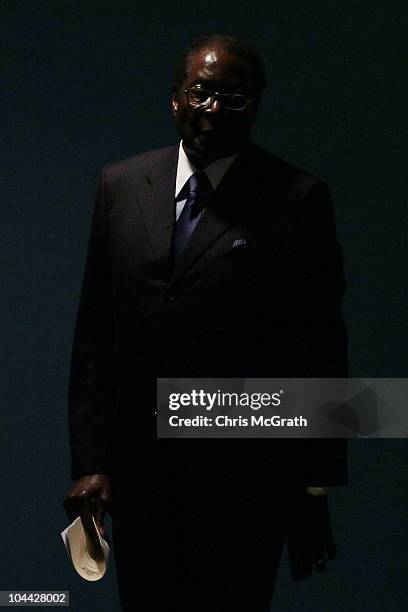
left=63, top=474, right=112, bottom=539
left=287, top=487, right=337, bottom=581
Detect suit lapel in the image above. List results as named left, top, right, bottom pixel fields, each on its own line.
left=169, top=198, right=234, bottom=286
left=134, top=147, right=178, bottom=275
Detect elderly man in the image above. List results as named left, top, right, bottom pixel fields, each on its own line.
left=64, top=35, right=347, bottom=611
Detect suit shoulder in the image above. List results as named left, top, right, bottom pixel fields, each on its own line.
left=102, top=145, right=178, bottom=189
left=249, top=143, right=328, bottom=196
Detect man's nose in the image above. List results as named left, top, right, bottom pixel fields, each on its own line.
left=203, top=98, right=223, bottom=113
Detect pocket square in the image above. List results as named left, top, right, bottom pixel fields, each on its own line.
left=232, top=238, right=247, bottom=248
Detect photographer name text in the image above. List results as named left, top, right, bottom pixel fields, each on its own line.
left=168, top=415, right=308, bottom=428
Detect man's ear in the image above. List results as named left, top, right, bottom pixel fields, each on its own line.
left=171, top=93, right=179, bottom=115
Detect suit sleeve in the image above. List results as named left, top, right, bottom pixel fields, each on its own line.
left=68, top=166, right=118, bottom=480
left=284, top=180, right=348, bottom=486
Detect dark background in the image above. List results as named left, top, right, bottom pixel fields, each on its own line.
left=2, top=1, right=407, bottom=610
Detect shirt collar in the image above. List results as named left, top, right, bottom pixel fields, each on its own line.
left=175, top=141, right=238, bottom=198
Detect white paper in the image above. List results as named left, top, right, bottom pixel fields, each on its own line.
left=61, top=516, right=110, bottom=581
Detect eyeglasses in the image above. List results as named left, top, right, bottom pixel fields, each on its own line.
left=183, top=87, right=252, bottom=111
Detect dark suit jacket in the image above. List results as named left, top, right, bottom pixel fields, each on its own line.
left=68, top=142, right=348, bottom=505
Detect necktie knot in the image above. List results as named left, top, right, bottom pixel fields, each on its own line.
left=186, top=171, right=212, bottom=200
left=184, top=172, right=213, bottom=218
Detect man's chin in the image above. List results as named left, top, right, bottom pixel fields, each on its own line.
left=183, top=137, right=236, bottom=165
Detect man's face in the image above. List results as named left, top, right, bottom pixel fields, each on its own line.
left=172, top=43, right=258, bottom=166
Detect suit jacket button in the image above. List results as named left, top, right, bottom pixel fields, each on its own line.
left=166, top=294, right=175, bottom=302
